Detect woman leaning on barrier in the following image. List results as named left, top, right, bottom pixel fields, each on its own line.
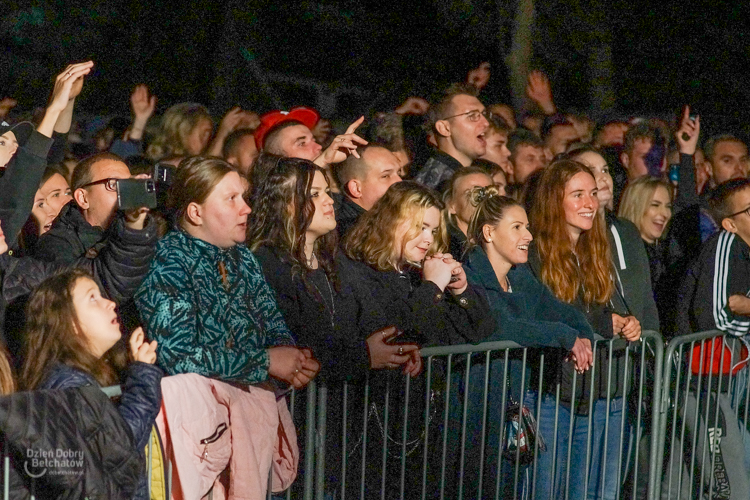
left=247, top=157, right=421, bottom=380
left=526, top=159, right=641, bottom=500
left=456, top=186, right=595, bottom=498
left=341, top=180, right=495, bottom=347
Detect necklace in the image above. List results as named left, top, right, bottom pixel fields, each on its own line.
left=311, top=270, right=335, bottom=330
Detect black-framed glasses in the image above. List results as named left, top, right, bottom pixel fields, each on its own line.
left=79, top=178, right=118, bottom=192
left=441, top=109, right=493, bottom=122
left=729, top=206, right=750, bottom=218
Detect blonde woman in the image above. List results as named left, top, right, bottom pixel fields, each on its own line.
left=342, top=180, right=493, bottom=347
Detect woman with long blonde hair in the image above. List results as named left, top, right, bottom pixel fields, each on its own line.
left=526, top=159, right=640, bottom=500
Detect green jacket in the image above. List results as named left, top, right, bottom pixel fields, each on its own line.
left=135, top=229, right=294, bottom=385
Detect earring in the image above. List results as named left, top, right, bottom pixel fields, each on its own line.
left=486, top=238, right=492, bottom=242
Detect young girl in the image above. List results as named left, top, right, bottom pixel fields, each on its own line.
left=342, top=180, right=494, bottom=346
left=527, top=160, right=640, bottom=500
left=21, top=268, right=162, bottom=499
left=248, top=157, right=416, bottom=379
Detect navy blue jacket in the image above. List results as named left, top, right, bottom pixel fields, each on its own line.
left=463, top=246, right=594, bottom=349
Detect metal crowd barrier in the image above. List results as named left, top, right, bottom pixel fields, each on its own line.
left=13, top=329, right=750, bottom=500
left=282, top=330, right=664, bottom=500
left=655, top=329, right=750, bottom=500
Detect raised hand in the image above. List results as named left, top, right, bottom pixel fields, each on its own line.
left=395, top=96, right=430, bottom=116
left=675, top=105, right=700, bottom=156
left=129, top=327, right=158, bottom=364
left=37, top=62, right=94, bottom=137
left=131, top=85, right=157, bottom=121
left=314, top=116, right=368, bottom=167
left=525, top=70, right=556, bottom=114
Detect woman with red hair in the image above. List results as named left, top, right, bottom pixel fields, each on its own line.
left=526, top=159, right=640, bottom=500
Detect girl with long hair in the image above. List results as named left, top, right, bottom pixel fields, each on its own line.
left=21, top=268, right=161, bottom=499
left=527, top=160, right=640, bottom=500
left=342, top=181, right=494, bottom=346
left=457, top=186, right=595, bottom=498
left=248, top=157, right=419, bottom=379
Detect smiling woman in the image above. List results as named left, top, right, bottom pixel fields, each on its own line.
left=618, top=176, right=674, bottom=288
left=526, top=159, right=640, bottom=500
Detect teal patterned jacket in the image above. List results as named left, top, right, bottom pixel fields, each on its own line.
left=135, top=229, right=295, bottom=384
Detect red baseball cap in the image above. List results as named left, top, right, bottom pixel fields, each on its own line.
left=254, top=106, right=320, bottom=151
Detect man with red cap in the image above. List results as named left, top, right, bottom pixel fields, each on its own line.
left=255, top=107, right=367, bottom=168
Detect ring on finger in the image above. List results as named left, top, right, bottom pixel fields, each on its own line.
left=398, top=347, right=404, bottom=356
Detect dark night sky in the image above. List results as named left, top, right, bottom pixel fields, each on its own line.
left=2, top=0, right=749, bottom=136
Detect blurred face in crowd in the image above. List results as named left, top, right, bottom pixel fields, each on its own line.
left=595, top=122, right=628, bottom=147
left=562, top=172, right=598, bottom=244
left=545, top=124, right=578, bottom=159
left=75, top=159, right=131, bottom=229
left=483, top=205, right=532, bottom=268
left=512, top=144, right=546, bottom=184
left=306, top=170, right=337, bottom=242
left=274, top=124, right=323, bottom=161
left=467, top=62, right=491, bottom=90
left=354, top=147, right=402, bottom=211
left=723, top=187, right=750, bottom=246
left=621, top=138, right=653, bottom=180
left=574, top=151, right=613, bottom=211
left=639, top=185, right=672, bottom=244
left=185, top=171, right=251, bottom=248
left=708, top=140, right=749, bottom=186
left=396, top=206, right=440, bottom=264
left=438, top=94, right=489, bottom=165
left=226, top=134, right=258, bottom=176
left=488, top=104, right=516, bottom=130
left=71, top=277, right=121, bottom=358
left=32, top=173, right=73, bottom=235
left=449, top=172, right=492, bottom=235
left=0, top=131, right=18, bottom=168
left=481, top=130, right=511, bottom=171
left=492, top=169, right=507, bottom=196
left=185, top=118, right=213, bottom=155
left=694, top=148, right=711, bottom=193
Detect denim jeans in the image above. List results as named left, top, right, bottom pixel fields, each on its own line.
left=525, top=391, right=627, bottom=500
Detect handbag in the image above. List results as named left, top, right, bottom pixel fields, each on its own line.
left=501, top=386, right=546, bottom=465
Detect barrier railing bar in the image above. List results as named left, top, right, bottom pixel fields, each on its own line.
left=359, top=375, right=370, bottom=500
left=457, top=353, right=471, bottom=500
left=398, top=370, right=410, bottom=499
left=477, top=350, right=491, bottom=498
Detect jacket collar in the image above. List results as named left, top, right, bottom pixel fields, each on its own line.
left=430, top=150, right=464, bottom=172
left=57, top=201, right=105, bottom=249
left=464, top=245, right=504, bottom=293
left=173, top=226, right=239, bottom=262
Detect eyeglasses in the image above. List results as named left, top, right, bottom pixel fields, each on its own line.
left=441, top=109, right=493, bottom=122
left=729, top=206, right=750, bottom=218
left=79, top=178, right=118, bottom=192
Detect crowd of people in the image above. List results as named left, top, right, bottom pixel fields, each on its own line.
left=0, top=57, right=749, bottom=499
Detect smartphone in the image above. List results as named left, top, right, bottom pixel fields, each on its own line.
left=153, top=163, right=175, bottom=186
left=116, top=179, right=157, bottom=210
left=384, top=329, right=425, bottom=346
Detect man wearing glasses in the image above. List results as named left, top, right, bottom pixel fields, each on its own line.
left=415, top=83, right=490, bottom=192
left=35, top=153, right=157, bottom=307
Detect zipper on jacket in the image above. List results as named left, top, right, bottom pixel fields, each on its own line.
left=200, top=422, right=228, bottom=462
